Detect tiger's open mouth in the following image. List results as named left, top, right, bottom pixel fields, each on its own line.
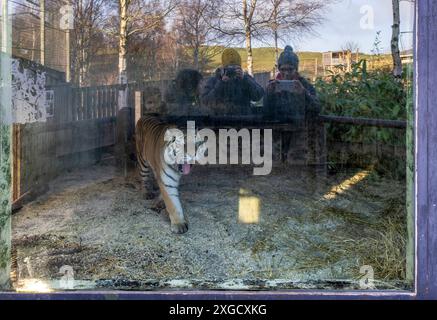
left=178, top=164, right=192, bottom=175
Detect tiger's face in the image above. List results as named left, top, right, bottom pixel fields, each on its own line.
left=163, top=129, right=207, bottom=175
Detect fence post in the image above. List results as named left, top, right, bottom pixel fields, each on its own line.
left=102, top=87, right=107, bottom=118
left=135, top=91, right=142, bottom=126
left=113, top=87, right=117, bottom=116
left=115, top=73, right=133, bottom=176
left=118, top=72, right=128, bottom=111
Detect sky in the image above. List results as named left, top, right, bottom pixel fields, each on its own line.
left=258, top=0, right=415, bottom=53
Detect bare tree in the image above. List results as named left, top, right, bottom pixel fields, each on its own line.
left=116, top=0, right=176, bottom=83
left=391, top=0, right=402, bottom=78
left=128, top=22, right=185, bottom=80
left=173, top=0, right=222, bottom=71
left=118, top=0, right=129, bottom=83
left=71, top=0, right=105, bottom=86
left=213, top=0, right=333, bottom=75
left=242, top=0, right=257, bottom=75
left=342, top=41, right=360, bottom=53
left=266, top=0, right=331, bottom=70
left=213, top=0, right=271, bottom=75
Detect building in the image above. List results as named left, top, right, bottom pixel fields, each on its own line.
left=322, top=50, right=359, bottom=75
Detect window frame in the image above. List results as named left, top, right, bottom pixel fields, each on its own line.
left=0, top=0, right=436, bottom=300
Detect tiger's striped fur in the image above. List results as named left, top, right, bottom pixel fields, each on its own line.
left=135, top=115, right=190, bottom=234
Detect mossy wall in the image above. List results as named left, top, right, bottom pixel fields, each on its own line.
left=406, top=72, right=415, bottom=283
left=0, top=124, right=11, bottom=289
left=0, top=1, right=12, bottom=289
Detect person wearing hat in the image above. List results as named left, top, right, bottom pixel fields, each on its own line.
left=263, top=45, right=320, bottom=119
left=201, top=48, right=264, bottom=115
left=263, top=46, right=321, bottom=163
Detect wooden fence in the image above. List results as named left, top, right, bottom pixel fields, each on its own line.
left=12, top=84, right=122, bottom=209
left=12, top=80, right=174, bottom=209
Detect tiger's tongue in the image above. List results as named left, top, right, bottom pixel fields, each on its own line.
left=182, top=164, right=191, bottom=175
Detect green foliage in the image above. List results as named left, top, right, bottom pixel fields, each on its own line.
left=315, top=60, right=412, bottom=179
left=315, top=60, right=408, bottom=145
left=0, top=124, right=11, bottom=286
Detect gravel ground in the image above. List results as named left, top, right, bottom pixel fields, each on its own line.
left=11, top=159, right=410, bottom=291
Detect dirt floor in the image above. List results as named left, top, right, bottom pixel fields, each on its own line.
left=11, top=158, right=411, bottom=291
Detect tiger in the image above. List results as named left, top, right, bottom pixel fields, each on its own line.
left=135, top=115, right=205, bottom=234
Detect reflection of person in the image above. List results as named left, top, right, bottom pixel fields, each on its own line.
left=263, top=45, right=320, bottom=119
left=200, top=48, right=264, bottom=115
left=165, top=69, right=203, bottom=105
left=264, top=46, right=322, bottom=164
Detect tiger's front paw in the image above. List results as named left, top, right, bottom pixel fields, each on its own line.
left=171, top=221, right=189, bottom=234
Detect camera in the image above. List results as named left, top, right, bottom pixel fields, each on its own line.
left=224, top=66, right=238, bottom=79
left=275, top=80, right=303, bottom=93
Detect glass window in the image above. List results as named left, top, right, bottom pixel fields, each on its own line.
left=0, top=0, right=415, bottom=293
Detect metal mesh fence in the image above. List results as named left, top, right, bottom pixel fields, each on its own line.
left=10, top=0, right=67, bottom=73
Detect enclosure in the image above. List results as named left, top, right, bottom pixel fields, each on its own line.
left=0, top=0, right=428, bottom=296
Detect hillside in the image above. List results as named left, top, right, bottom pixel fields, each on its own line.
left=207, top=47, right=324, bottom=73
left=207, top=47, right=392, bottom=74
left=89, top=46, right=393, bottom=85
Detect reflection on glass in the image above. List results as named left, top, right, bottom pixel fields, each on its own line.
left=323, top=166, right=373, bottom=200
left=238, top=188, right=261, bottom=224
left=0, top=0, right=415, bottom=292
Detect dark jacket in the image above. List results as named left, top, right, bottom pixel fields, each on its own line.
left=200, top=68, right=265, bottom=115
left=263, top=76, right=320, bottom=120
